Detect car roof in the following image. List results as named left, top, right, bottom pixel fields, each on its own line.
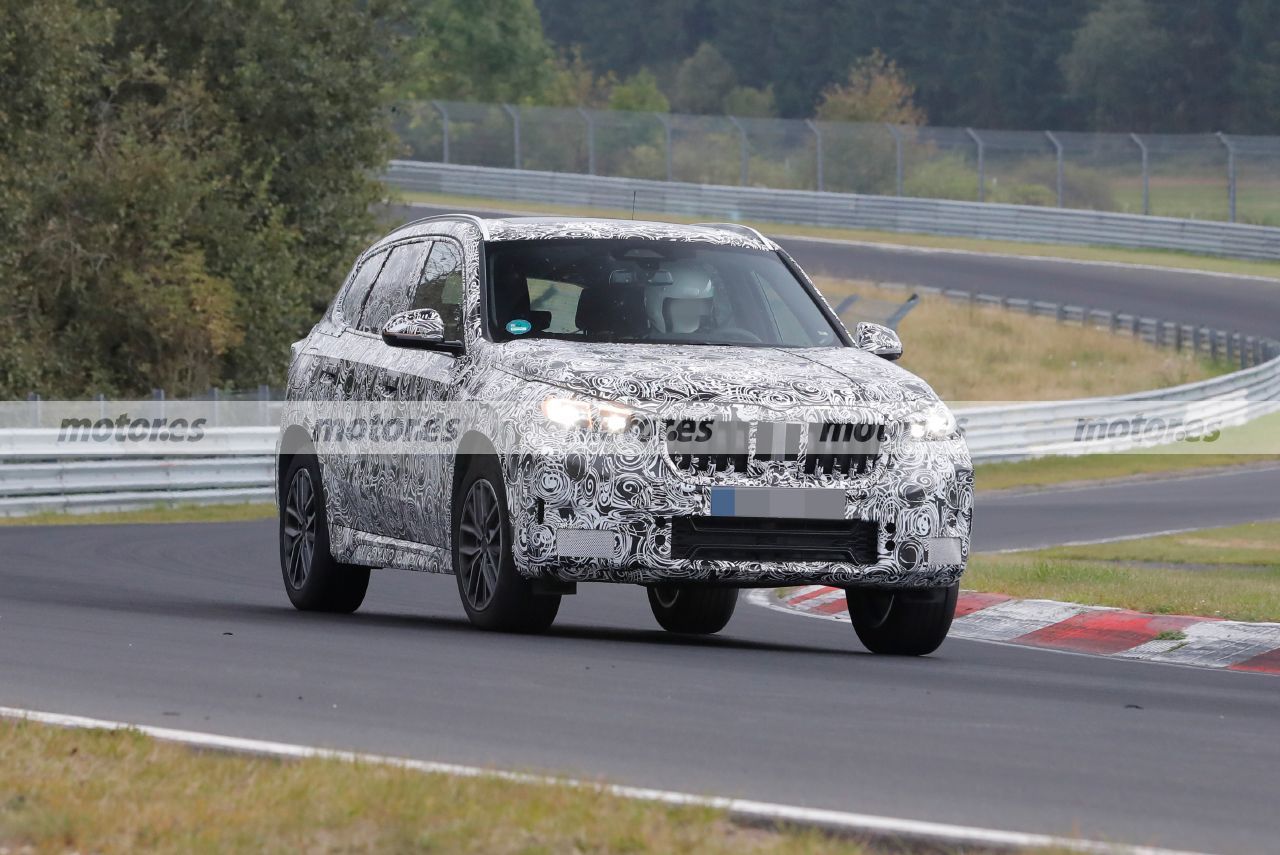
left=378, top=214, right=779, bottom=253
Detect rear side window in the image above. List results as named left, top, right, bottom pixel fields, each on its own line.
left=358, top=241, right=431, bottom=333
left=409, top=240, right=465, bottom=342
left=335, top=249, right=388, bottom=326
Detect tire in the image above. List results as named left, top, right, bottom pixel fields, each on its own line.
left=279, top=454, right=370, bottom=613
left=845, top=583, right=959, bottom=656
left=452, top=455, right=560, bottom=633
left=647, top=584, right=738, bottom=634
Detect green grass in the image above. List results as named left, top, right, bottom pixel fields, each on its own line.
left=968, top=520, right=1280, bottom=622
left=0, top=502, right=274, bottom=527
left=1111, top=177, right=1280, bottom=227
left=394, top=188, right=1280, bottom=281
left=0, top=718, right=872, bottom=855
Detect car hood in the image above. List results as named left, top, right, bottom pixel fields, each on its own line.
left=492, top=340, right=938, bottom=412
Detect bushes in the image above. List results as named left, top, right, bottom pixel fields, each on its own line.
left=0, top=0, right=399, bottom=398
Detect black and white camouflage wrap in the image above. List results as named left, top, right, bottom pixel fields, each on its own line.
left=280, top=217, right=973, bottom=589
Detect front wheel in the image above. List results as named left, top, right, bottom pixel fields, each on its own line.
left=647, top=584, right=738, bottom=634
left=452, top=455, right=560, bottom=633
left=845, top=583, right=958, bottom=656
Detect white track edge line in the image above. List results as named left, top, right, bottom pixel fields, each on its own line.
left=0, top=705, right=1199, bottom=855
left=396, top=199, right=1280, bottom=284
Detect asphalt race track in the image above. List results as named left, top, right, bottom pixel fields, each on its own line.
left=3, top=469, right=1279, bottom=853
left=391, top=202, right=1280, bottom=338
left=4, top=215, right=1278, bottom=851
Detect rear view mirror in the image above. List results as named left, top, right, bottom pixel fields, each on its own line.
left=853, top=322, right=903, bottom=361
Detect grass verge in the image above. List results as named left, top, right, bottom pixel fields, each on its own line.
left=394, top=189, right=1280, bottom=281
left=968, top=520, right=1280, bottom=622
left=0, top=502, right=275, bottom=527
left=0, top=718, right=869, bottom=854
left=819, top=279, right=1221, bottom=401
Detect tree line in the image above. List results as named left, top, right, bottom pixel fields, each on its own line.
left=532, top=0, right=1280, bottom=134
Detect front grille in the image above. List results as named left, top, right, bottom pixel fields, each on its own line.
left=670, top=516, right=879, bottom=563
left=665, top=420, right=884, bottom=478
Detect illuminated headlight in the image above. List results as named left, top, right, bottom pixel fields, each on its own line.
left=907, top=402, right=959, bottom=440
left=541, top=397, right=633, bottom=434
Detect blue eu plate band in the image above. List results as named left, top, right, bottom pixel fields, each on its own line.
left=710, top=487, right=845, bottom=520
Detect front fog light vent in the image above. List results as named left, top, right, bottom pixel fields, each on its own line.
left=555, top=529, right=618, bottom=559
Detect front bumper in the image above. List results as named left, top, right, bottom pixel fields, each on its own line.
left=505, top=438, right=973, bottom=589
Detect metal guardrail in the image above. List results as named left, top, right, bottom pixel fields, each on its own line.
left=1, top=348, right=1276, bottom=514
left=384, top=160, right=1280, bottom=261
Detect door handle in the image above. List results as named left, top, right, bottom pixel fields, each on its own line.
left=318, top=359, right=340, bottom=380
left=377, top=373, right=399, bottom=396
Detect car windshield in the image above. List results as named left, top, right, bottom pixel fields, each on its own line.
left=485, top=239, right=843, bottom=347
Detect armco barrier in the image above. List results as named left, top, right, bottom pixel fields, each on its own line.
left=384, top=160, right=1280, bottom=261
left=1, top=349, right=1276, bottom=514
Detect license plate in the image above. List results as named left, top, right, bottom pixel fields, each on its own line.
left=709, top=487, right=846, bottom=520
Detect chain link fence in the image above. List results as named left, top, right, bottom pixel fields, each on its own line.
left=391, top=101, right=1280, bottom=226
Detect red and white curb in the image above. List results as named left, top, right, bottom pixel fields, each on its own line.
left=753, top=587, right=1280, bottom=674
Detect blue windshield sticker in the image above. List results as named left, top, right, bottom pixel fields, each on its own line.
left=506, top=319, right=532, bottom=335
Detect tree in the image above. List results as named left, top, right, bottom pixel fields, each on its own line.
left=670, top=43, right=738, bottom=114
left=1232, top=0, right=1280, bottom=133
left=816, top=50, right=926, bottom=125
left=0, top=0, right=403, bottom=397
left=1061, top=0, right=1178, bottom=132
left=608, top=70, right=670, bottom=113
left=723, top=86, right=777, bottom=118
left=398, top=0, right=557, bottom=104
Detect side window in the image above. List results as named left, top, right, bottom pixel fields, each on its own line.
left=409, top=240, right=465, bottom=342
left=358, top=241, right=430, bottom=334
left=335, top=249, right=388, bottom=327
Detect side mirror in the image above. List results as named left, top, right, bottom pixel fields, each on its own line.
left=853, top=322, right=903, bottom=361
left=382, top=308, right=459, bottom=353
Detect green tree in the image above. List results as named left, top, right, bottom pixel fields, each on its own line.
left=608, top=70, right=670, bottom=113
left=0, top=0, right=402, bottom=396
left=670, top=42, right=738, bottom=114
left=723, top=86, right=777, bottom=118
left=399, top=0, right=557, bottom=103
left=1233, top=0, right=1280, bottom=132
left=1061, top=0, right=1178, bottom=131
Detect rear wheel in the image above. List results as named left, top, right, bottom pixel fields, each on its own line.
left=452, top=455, right=560, bottom=633
left=647, top=584, right=738, bottom=634
left=278, top=454, right=369, bottom=613
left=845, top=583, right=958, bottom=655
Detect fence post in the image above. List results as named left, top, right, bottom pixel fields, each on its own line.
left=577, top=107, right=596, bottom=175
left=657, top=113, right=673, bottom=182
left=805, top=119, right=824, bottom=191
left=728, top=116, right=749, bottom=186
left=430, top=100, right=450, bottom=164
left=1129, top=133, right=1149, bottom=215
left=965, top=128, right=985, bottom=202
left=501, top=104, right=521, bottom=170
left=885, top=123, right=904, bottom=196
left=1044, top=130, right=1064, bottom=207
left=1216, top=132, right=1236, bottom=223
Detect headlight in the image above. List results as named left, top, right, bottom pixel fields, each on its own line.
left=541, top=397, right=633, bottom=434
left=907, top=402, right=959, bottom=440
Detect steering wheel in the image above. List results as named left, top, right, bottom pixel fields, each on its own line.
left=713, top=326, right=763, bottom=343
